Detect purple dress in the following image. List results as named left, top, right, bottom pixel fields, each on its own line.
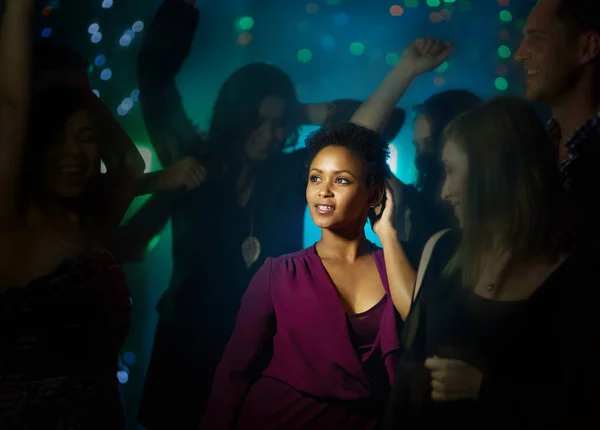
left=201, top=245, right=402, bottom=430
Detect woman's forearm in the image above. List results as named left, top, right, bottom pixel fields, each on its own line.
left=0, top=0, right=31, bottom=109
left=350, top=61, right=417, bottom=133
left=379, top=229, right=417, bottom=320
left=97, top=115, right=145, bottom=179
left=0, top=0, right=33, bottom=222
left=136, top=170, right=182, bottom=195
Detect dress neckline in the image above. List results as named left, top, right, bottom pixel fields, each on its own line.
left=349, top=294, right=388, bottom=319
left=0, top=251, right=114, bottom=294
left=464, top=254, right=573, bottom=305
left=309, top=243, right=389, bottom=315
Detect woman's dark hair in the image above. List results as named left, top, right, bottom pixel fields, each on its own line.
left=442, top=96, right=569, bottom=289
left=28, top=86, right=94, bottom=149
left=207, top=62, right=301, bottom=158
left=413, top=89, right=482, bottom=190
left=305, top=122, right=390, bottom=186
left=408, top=90, right=481, bottom=242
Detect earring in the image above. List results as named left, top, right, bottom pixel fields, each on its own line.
left=369, top=203, right=375, bottom=208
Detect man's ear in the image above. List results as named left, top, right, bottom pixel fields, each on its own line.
left=579, top=31, right=600, bottom=64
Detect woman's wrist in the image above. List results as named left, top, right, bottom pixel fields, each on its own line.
left=391, top=59, right=420, bottom=82
left=378, top=226, right=400, bottom=243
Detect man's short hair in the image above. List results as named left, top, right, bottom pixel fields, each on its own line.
left=556, top=0, right=600, bottom=37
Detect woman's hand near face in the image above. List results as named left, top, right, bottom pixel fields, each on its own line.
left=371, top=177, right=403, bottom=239
left=425, top=356, right=484, bottom=402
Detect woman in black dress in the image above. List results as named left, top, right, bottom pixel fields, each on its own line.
left=0, top=3, right=144, bottom=428
left=380, top=96, right=598, bottom=429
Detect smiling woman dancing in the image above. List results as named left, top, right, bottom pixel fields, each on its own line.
left=0, top=1, right=144, bottom=428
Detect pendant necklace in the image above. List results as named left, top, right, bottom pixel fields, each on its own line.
left=241, top=211, right=261, bottom=268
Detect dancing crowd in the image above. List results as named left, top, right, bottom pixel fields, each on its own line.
left=1, top=0, right=598, bottom=429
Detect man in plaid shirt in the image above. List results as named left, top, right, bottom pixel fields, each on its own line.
left=516, top=0, right=600, bottom=254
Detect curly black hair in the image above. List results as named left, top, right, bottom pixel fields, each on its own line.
left=305, top=122, right=390, bottom=186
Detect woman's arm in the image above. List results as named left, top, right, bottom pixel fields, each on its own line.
left=136, top=156, right=207, bottom=195
left=378, top=189, right=450, bottom=318
left=138, top=0, right=202, bottom=167
left=200, top=258, right=276, bottom=430
left=0, top=0, right=33, bottom=224
left=109, top=193, right=172, bottom=262
left=304, top=100, right=405, bottom=142
left=380, top=233, right=417, bottom=320
left=350, top=38, right=451, bottom=133
left=91, top=96, right=145, bottom=236
left=374, top=183, right=417, bottom=320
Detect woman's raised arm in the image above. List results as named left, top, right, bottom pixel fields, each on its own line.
left=0, top=0, right=33, bottom=224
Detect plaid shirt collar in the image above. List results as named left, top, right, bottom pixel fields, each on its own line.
left=548, top=113, right=600, bottom=171
left=547, top=113, right=600, bottom=189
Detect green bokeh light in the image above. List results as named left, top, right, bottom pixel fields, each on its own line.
left=500, top=10, right=513, bottom=22
left=495, top=77, right=508, bottom=91
left=238, top=16, right=254, bottom=31
left=297, top=48, right=313, bottom=63
left=385, top=52, right=400, bottom=66
left=405, top=0, right=419, bottom=8
left=426, top=0, right=441, bottom=6
left=458, top=0, right=471, bottom=11
left=497, top=45, right=511, bottom=58
left=349, top=42, right=365, bottom=56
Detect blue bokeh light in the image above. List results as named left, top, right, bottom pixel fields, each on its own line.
left=121, top=98, right=134, bottom=110
left=320, top=34, right=336, bottom=51
left=123, top=352, right=136, bottom=365
left=132, top=21, right=145, bottom=32
left=100, top=68, right=112, bottom=80
left=94, top=55, right=106, bottom=66
left=116, top=370, right=128, bottom=383
left=119, top=35, right=132, bottom=47
left=333, top=13, right=350, bottom=26
left=91, top=32, right=102, bottom=43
